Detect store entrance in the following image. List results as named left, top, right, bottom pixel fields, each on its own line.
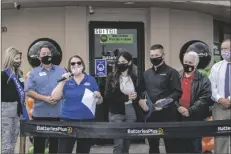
left=89, top=21, right=145, bottom=144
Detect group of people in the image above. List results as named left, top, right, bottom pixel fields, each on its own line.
left=1, top=39, right=230, bottom=154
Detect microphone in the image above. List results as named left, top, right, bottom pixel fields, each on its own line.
left=57, top=73, right=74, bottom=82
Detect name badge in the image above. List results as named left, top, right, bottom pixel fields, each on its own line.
left=39, top=72, right=47, bottom=76
left=160, top=74, right=166, bottom=76
left=84, top=82, right=91, bottom=86
left=19, top=78, right=24, bottom=83
left=68, top=82, right=75, bottom=86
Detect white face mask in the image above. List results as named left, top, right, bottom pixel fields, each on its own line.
left=71, top=67, right=83, bottom=76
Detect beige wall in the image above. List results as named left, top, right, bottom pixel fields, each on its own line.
left=2, top=7, right=66, bottom=73
left=1, top=6, right=213, bottom=74
left=149, top=8, right=213, bottom=70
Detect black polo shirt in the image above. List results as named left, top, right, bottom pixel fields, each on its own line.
left=139, top=63, right=182, bottom=104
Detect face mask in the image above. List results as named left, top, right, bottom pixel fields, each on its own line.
left=13, top=62, right=21, bottom=68
left=221, top=51, right=231, bottom=61
left=41, top=56, right=52, bottom=65
left=150, top=57, right=163, bottom=66
left=72, top=67, right=83, bottom=76
left=183, top=64, right=195, bottom=73
left=117, top=63, right=129, bottom=72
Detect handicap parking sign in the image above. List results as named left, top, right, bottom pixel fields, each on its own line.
left=95, top=59, right=107, bottom=77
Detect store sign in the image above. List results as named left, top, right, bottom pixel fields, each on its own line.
left=100, top=34, right=133, bottom=44
left=94, top=29, right=117, bottom=35
left=95, top=59, right=107, bottom=77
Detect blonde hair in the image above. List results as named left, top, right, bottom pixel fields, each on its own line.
left=3, top=46, right=22, bottom=83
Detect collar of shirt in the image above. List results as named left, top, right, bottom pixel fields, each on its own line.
left=38, top=64, right=56, bottom=72
left=151, top=62, right=167, bottom=72
left=183, top=72, right=194, bottom=80
left=223, top=59, right=231, bottom=65
left=69, top=73, right=88, bottom=85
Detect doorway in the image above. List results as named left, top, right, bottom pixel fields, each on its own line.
left=89, top=21, right=145, bottom=144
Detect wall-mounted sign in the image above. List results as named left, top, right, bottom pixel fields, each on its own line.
left=100, top=34, right=133, bottom=44
left=1, top=26, right=7, bottom=33
left=179, top=40, right=211, bottom=69
left=95, top=59, right=107, bottom=77
left=28, top=38, right=63, bottom=68
left=95, top=29, right=117, bottom=35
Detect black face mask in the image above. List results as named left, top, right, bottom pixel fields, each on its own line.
left=41, top=56, right=52, bottom=65
left=117, top=63, right=129, bottom=72
left=13, top=62, right=21, bottom=68
left=183, top=64, right=195, bottom=73
left=150, top=57, right=163, bottom=66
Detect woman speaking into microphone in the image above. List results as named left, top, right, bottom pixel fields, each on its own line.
left=51, top=55, right=103, bottom=153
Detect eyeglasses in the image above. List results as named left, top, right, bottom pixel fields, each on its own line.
left=70, top=62, right=82, bottom=66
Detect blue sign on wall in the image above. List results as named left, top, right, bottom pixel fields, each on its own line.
left=95, top=59, right=107, bottom=77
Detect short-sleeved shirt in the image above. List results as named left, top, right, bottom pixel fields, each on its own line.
left=61, top=73, right=99, bottom=120
left=25, top=65, right=66, bottom=117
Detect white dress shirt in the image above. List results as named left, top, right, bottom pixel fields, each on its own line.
left=209, top=60, right=231, bottom=154
left=209, top=60, right=231, bottom=102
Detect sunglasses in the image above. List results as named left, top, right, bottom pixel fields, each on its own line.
left=70, top=62, right=82, bottom=66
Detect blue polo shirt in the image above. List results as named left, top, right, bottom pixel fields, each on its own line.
left=25, top=65, right=66, bottom=117
left=61, top=73, right=99, bottom=120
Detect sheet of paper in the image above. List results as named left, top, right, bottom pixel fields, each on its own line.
left=81, top=88, right=98, bottom=115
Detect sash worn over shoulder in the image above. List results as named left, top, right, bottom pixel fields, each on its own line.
left=143, top=91, right=153, bottom=120
left=4, top=69, right=29, bottom=120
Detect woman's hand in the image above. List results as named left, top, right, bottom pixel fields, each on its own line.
left=129, top=92, right=137, bottom=100
left=94, top=91, right=103, bottom=104
left=93, top=91, right=101, bottom=98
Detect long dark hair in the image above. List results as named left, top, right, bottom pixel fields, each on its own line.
left=112, top=51, right=133, bottom=88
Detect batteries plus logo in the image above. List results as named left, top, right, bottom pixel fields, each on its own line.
left=127, top=128, right=164, bottom=136
left=217, top=126, right=231, bottom=133
left=36, top=126, right=73, bottom=133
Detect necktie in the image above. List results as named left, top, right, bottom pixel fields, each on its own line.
left=224, top=63, right=230, bottom=98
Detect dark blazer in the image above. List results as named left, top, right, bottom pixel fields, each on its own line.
left=104, top=72, right=143, bottom=121
left=177, top=70, right=212, bottom=121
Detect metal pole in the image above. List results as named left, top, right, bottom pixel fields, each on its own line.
left=229, top=136, right=230, bottom=154
left=19, top=136, right=26, bottom=154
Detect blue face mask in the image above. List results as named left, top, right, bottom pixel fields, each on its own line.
left=221, top=50, right=231, bottom=61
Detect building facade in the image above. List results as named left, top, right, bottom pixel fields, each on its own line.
left=1, top=0, right=230, bottom=74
